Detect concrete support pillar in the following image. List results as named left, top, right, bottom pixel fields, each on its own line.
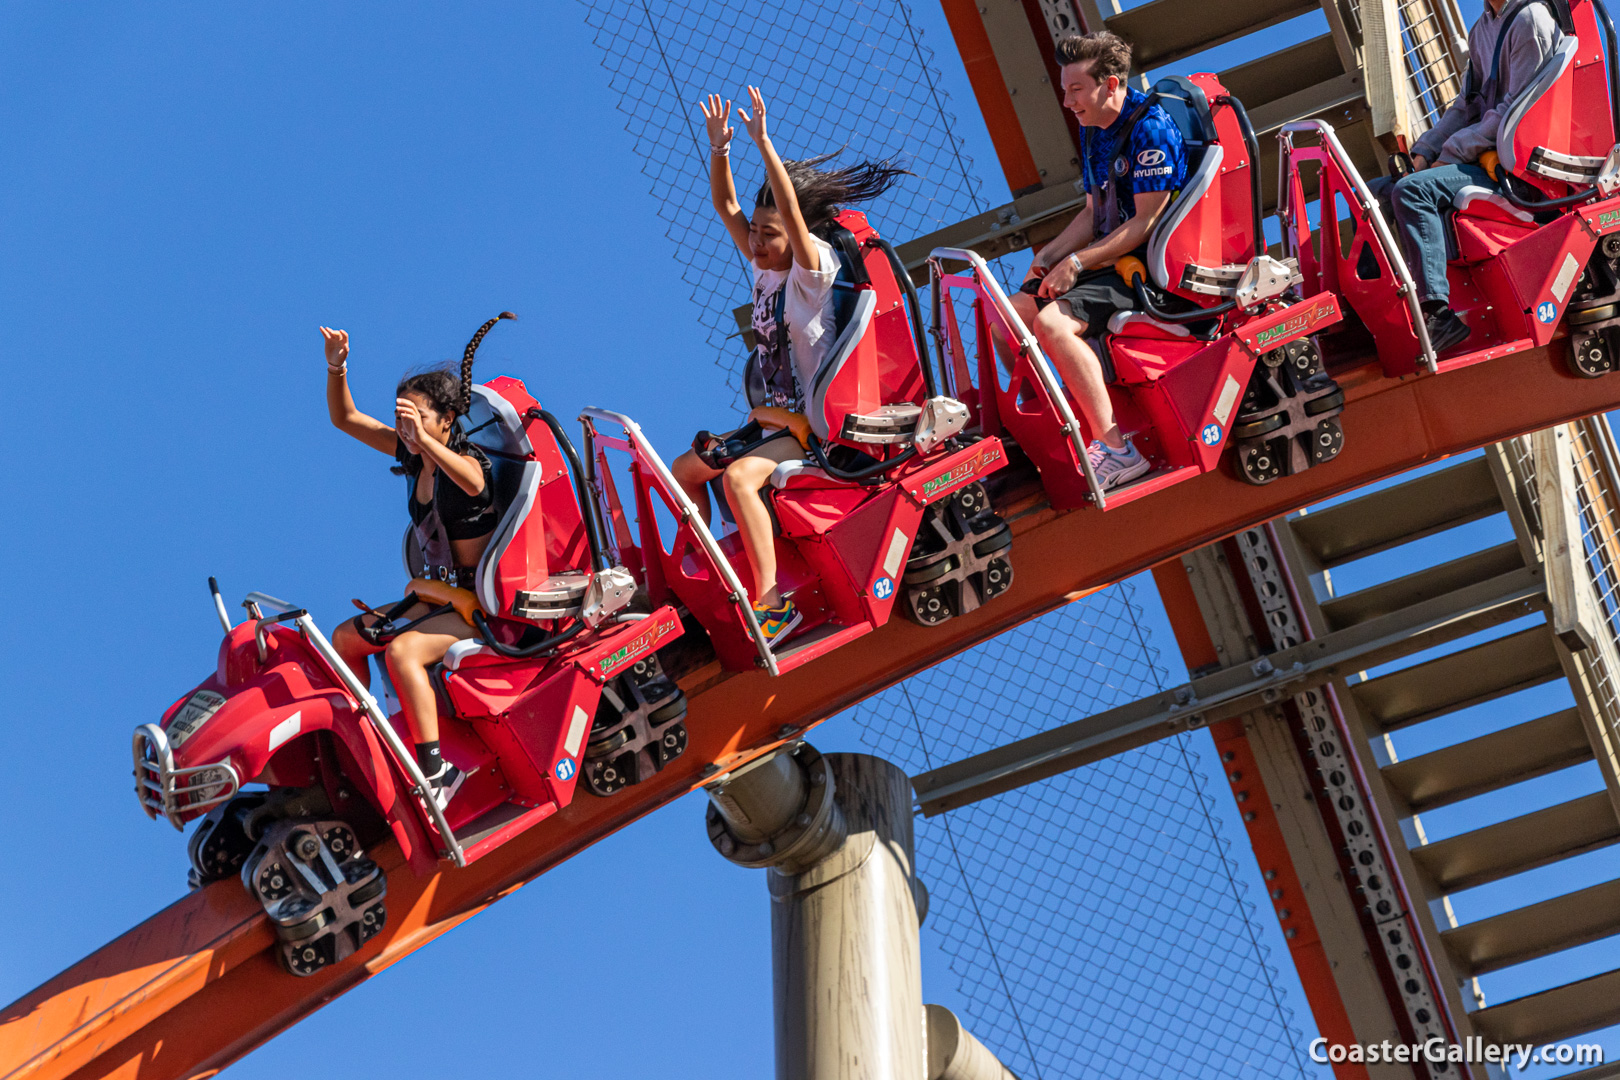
left=708, top=749, right=924, bottom=1080
left=708, top=749, right=1017, bottom=1080
left=769, top=754, right=923, bottom=1080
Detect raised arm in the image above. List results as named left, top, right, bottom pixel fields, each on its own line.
left=703, top=93, right=751, bottom=259
left=739, top=86, right=819, bottom=273
left=322, top=327, right=397, bottom=456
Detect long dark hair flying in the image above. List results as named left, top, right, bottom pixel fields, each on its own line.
left=392, top=311, right=516, bottom=469
left=755, top=154, right=911, bottom=230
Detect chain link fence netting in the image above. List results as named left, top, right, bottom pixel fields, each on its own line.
left=854, top=582, right=1312, bottom=1079
left=579, top=3, right=1310, bottom=1075
left=579, top=0, right=994, bottom=393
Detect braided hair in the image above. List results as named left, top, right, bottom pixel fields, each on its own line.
left=755, top=154, right=911, bottom=230
left=458, top=311, right=517, bottom=417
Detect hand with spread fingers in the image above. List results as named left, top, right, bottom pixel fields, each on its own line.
left=737, top=85, right=770, bottom=145
left=701, top=92, right=734, bottom=151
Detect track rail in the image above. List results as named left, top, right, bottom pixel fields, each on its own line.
left=5, top=342, right=1619, bottom=1080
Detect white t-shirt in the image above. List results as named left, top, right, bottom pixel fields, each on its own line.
left=750, top=234, right=842, bottom=411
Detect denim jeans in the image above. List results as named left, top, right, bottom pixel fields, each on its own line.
left=1367, top=162, right=1495, bottom=304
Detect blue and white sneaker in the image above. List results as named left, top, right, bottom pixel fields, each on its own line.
left=1087, top=439, right=1151, bottom=491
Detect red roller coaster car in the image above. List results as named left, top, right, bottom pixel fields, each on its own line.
left=931, top=73, right=1349, bottom=505
left=133, top=378, right=689, bottom=975
left=1278, top=0, right=1620, bottom=379
left=579, top=210, right=1016, bottom=678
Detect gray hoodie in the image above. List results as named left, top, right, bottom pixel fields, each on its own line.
left=1410, top=0, right=1562, bottom=166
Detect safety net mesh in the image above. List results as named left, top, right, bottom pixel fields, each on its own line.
left=853, top=583, right=1312, bottom=1079
left=579, top=0, right=993, bottom=391
left=578, top=2, right=1310, bottom=1075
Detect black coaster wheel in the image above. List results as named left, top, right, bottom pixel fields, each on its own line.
left=899, top=479, right=1013, bottom=627
left=1304, top=389, right=1346, bottom=417
left=582, top=654, right=688, bottom=798
left=1569, top=330, right=1616, bottom=379
left=1309, top=417, right=1345, bottom=466
left=188, top=792, right=269, bottom=886
left=1233, top=412, right=1287, bottom=441
left=1235, top=438, right=1285, bottom=486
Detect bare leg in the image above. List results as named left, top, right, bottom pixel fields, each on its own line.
left=332, top=614, right=383, bottom=690
left=993, top=290, right=1041, bottom=374
left=1033, top=301, right=1123, bottom=449
left=671, top=448, right=719, bottom=524
left=723, top=454, right=785, bottom=606
left=383, top=611, right=477, bottom=746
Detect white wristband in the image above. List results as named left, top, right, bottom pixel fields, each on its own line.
left=1068, top=253, right=1083, bottom=274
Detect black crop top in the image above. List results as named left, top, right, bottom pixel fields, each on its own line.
left=395, top=439, right=499, bottom=541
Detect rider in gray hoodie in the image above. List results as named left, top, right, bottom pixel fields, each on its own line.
left=1380, top=0, right=1562, bottom=354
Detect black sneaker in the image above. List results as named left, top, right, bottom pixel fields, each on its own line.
left=426, top=762, right=466, bottom=811
left=1423, top=305, right=1471, bottom=356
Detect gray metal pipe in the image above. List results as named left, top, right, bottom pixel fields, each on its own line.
left=925, top=1005, right=1021, bottom=1080
left=768, top=753, right=924, bottom=1080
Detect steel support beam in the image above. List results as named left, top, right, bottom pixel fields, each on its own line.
left=914, top=565, right=1544, bottom=814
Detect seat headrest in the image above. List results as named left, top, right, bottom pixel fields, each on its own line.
left=1149, top=75, right=1217, bottom=173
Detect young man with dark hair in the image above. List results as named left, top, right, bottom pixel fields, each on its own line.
left=1376, top=0, right=1561, bottom=355
left=1009, top=30, right=1186, bottom=491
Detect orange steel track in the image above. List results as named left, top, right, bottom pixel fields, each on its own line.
left=4, top=343, right=1615, bottom=1080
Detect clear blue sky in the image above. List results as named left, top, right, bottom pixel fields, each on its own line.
left=3, top=2, right=1610, bottom=1078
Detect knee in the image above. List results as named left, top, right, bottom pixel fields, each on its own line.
left=722, top=460, right=764, bottom=496
left=1035, top=303, right=1083, bottom=340
left=1391, top=173, right=1439, bottom=214
left=384, top=633, right=424, bottom=673
left=672, top=449, right=702, bottom=483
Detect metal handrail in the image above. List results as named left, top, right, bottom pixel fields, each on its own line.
left=1278, top=121, right=1438, bottom=373
left=927, top=246, right=1109, bottom=509
left=295, top=613, right=467, bottom=868
left=578, top=406, right=780, bottom=676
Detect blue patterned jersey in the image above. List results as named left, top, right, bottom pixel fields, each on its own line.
left=1082, top=86, right=1188, bottom=230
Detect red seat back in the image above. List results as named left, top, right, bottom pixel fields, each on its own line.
left=466, top=377, right=591, bottom=622
left=1499, top=0, right=1615, bottom=195
left=1145, top=74, right=1258, bottom=302
left=801, top=211, right=930, bottom=447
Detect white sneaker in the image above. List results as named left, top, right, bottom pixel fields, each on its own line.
left=426, top=762, right=466, bottom=811
left=1087, top=439, right=1151, bottom=491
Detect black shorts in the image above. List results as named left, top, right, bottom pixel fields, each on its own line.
left=1023, top=249, right=1146, bottom=332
